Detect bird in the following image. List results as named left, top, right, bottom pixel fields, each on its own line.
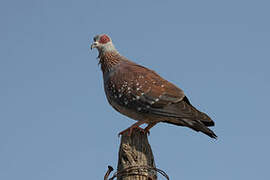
left=90, top=34, right=217, bottom=139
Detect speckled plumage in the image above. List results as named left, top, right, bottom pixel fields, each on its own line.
left=91, top=34, right=217, bottom=138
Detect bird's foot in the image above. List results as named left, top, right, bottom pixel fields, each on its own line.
left=118, top=126, right=147, bottom=137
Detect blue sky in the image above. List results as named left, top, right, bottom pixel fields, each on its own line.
left=1, top=0, right=270, bottom=179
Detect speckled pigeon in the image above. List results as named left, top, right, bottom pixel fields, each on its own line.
left=90, top=34, right=217, bottom=138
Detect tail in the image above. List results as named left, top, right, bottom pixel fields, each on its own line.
left=185, top=119, right=217, bottom=139
left=164, top=119, right=217, bottom=139
left=182, top=96, right=215, bottom=127
left=179, top=97, right=217, bottom=138
left=156, top=96, right=217, bottom=138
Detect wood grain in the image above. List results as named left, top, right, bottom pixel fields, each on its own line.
left=117, top=128, right=157, bottom=180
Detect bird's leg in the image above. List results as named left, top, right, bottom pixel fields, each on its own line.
left=118, top=121, right=147, bottom=136
left=144, top=122, right=158, bottom=135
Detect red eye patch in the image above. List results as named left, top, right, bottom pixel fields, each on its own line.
left=99, top=35, right=110, bottom=44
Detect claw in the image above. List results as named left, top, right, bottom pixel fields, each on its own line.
left=118, top=121, right=151, bottom=137
left=118, top=126, right=146, bottom=136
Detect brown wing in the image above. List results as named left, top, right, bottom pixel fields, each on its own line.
left=108, top=61, right=214, bottom=125
left=106, top=61, right=216, bottom=138
left=108, top=61, right=183, bottom=109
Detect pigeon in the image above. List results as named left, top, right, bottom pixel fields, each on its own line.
left=90, top=34, right=217, bottom=138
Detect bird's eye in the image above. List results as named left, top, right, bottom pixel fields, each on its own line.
left=99, top=35, right=110, bottom=44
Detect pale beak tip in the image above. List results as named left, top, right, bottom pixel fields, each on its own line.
left=90, top=42, right=97, bottom=50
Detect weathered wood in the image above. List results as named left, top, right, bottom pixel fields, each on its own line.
left=117, top=128, right=157, bottom=180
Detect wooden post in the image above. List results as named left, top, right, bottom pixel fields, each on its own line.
left=116, top=128, right=157, bottom=180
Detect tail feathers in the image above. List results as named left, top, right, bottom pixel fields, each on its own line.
left=182, top=97, right=215, bottom=127
left=164, top=119, right=217, bottom=139
left=199, top=112, right=215, bottom=127
left=182, top=118, right=217, bottom=139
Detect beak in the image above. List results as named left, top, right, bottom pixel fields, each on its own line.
left=90, top=42, right=98, bottom=50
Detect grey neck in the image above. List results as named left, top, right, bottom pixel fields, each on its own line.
left=98, top=42, right=118, bottom=57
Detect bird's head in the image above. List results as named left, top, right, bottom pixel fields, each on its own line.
left=90, top=34, right=116, bottom=54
